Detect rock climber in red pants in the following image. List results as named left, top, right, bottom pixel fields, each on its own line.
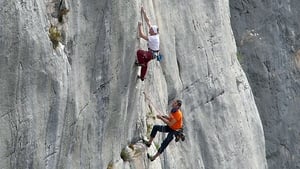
left=136, top=7, right=160, bottom=81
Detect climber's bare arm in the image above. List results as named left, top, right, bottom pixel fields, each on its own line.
left=138, top=22, right=148, bottom=41
left=141, top=7, right=151, bottom=28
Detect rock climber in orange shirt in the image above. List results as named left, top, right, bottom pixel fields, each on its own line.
left=144, top=99, right=184, bottom=161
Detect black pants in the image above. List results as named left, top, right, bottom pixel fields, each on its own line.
left=150, top=125, right=177, bottom=153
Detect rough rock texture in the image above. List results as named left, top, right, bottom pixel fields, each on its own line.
left=230, top=0, right=300, bottom=169
left=0, top=0, right=267, bottom=169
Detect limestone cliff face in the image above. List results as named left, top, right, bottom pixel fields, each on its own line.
left=230, top=0, right=300, bottom=169
left=0, top=0, right=267, bottom=169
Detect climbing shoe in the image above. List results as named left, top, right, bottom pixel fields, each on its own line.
left=137, top=75, right=145, bottom=81
left=175, top=135, right=180, bottom=142
left=147, top=153, right=155, bottom=161
left=135, top=60, right=146, bottom=67
left=181, top=133, right=185, bottom=141
left=135, top=60, right=140, bottom=66
left=142, top=139, right=151, bottom=147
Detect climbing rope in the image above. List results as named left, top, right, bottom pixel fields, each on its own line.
left=143, top=92, right=164, bottom=115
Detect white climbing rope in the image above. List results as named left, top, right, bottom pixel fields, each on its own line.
left=143, top=92, right=163, bottom=115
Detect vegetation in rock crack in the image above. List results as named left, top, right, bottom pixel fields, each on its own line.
left=237, top=52, right=243, bottom=62
left=146, top=106, right=156, bottom=137
left=107, top=161, right=114, bottom=169
left=58, top=8, right=69, bottom=23
left=120, top=147, right=130, bottom=161
left=49, top=25, right=62, bottom=49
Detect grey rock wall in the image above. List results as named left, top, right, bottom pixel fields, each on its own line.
left=230, top=0, right=300, bottom=169
left=0, top=0, right=267, bottom=169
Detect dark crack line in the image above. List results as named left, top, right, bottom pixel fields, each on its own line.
left=205, top=90, right=225, bottom=104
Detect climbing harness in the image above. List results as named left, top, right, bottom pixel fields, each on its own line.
left=174, top=128, right=185, bottom=142
left=148, top=48, right=160, bottom=60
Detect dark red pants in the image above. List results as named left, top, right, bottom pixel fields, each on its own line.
left=136, top=50, right=153, bottom=80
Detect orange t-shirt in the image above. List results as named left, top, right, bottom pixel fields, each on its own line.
left=169, top=109, right=183, bottom=130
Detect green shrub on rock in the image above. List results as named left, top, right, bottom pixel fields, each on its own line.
left=49, top=25, right=62, bottom=49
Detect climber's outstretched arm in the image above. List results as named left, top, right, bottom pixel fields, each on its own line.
left=138, top=22, right=148, bottom=41
left=141, top=7, right=151, bottom=28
